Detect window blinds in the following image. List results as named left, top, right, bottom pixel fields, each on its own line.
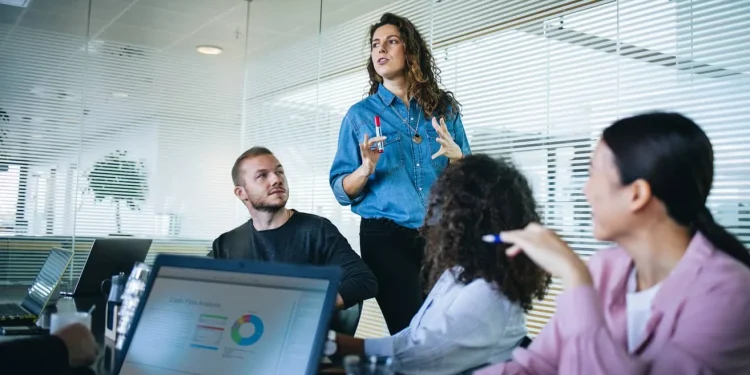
left=0, top=0, right=248, bottom=285
left=244, top=0, right=750, bottom=339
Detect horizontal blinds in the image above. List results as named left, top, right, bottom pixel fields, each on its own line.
left=435, top=0, right=750, bottom=335
left=244, top=0, right=750, bottom=341
left=0, top=238, right=210, bottom=286
left=0, top=0, right=246, bottom=284
left=434, top=0, right=611, bottom=336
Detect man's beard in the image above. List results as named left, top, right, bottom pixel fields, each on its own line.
left=249, top=196, right=286, bottom=213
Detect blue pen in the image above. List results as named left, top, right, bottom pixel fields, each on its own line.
left=481, top=234, right=503, bottom=243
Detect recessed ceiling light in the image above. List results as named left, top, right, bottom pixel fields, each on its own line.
left=196, top=45, right=223, bottom=55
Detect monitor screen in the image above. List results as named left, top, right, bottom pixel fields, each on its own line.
left=21, top=248, right=73, bottom=316
left=119, top=266, right=330, bottom=375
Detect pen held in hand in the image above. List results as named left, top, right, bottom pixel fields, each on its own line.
left=481, top=234, right=503, bottom=244
left=374, top=116, right=384, bottom=153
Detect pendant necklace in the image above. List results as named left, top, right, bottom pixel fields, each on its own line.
left=389, top=104, right=423, bottom=144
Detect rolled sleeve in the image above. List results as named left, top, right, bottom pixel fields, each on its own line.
left=452, top=114, right=471, bottom=157
left=332, top=174, right=365, bottom=206
left=329, top=114, right=366, bottom=206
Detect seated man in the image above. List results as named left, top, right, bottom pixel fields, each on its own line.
left=209, top=146, right=378, bottom=310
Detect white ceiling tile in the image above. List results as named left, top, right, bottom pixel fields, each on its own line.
left=18, top=8, right=89, bottom=36
left=136, top=0, right=242, bottom=15
left=90, top=0, right=133, bottom=24
left=28, top=0, right=88, bottom=15
left=0, top=5, right=24, bottom=25
left=114, top=4, right=205, bottom=34
left=97, top=22, right=179, bottom=49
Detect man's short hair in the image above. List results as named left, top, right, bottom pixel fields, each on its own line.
left=231, top=146, right=274, bottom=186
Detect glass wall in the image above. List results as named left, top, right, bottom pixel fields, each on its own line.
left=0, top=0, right=249, bottom=286
left=243, top=0, right=750, bottom=337
left=2, top=0, right=749, bottom=339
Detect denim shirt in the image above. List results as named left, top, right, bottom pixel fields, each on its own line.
left=329, top=84, right=471, bottom=229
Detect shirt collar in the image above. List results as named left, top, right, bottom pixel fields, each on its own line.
left=612, top=231, right=712, bottom=306
left=376, top=83, right=397, bottom=106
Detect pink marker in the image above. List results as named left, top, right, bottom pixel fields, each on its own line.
left=374, top=116, right=384, bottom=153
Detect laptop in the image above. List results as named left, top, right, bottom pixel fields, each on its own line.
left=114, top=254, right=341, bottom=375
left=0, top=248, right=74, bottom=326
left=64, top=238, right=152, bottom=297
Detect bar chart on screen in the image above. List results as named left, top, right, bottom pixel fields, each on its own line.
left=190, top=313, right=228, bottom=350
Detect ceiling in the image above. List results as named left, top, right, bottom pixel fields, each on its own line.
left=1, top=0, right=248, bottom=59
left=0, top=0, right=398, bottom=60
left=0, top=0, right=398, bottom=157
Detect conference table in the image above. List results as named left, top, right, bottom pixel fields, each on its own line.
left=0, top=286, right=346, bottom=375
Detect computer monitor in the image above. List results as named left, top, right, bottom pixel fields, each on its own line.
left=69, top=238, right=152, bottom=296
left=114, top=255, right=341, bottom=375
left=21, top=248, right=74, bottom=317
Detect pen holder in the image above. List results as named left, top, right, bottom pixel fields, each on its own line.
left=104, top=300, right=121, bottom=341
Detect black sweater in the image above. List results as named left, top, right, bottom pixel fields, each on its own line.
left=209, top=211, right=377, bottom=308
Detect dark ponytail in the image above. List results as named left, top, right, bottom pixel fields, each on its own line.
left=694, top=207, right=750, bottom=268
left=602, top=112, right=750, bottom=269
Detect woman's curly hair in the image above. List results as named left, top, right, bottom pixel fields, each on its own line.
left=367, top=13, right=461, bottom=120
left=420, top=154, right=551, bottom=312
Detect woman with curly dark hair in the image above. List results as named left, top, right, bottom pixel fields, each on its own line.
left=332, top=154, right=551, bottom=375
left=329, top=12, right=471, bottom=334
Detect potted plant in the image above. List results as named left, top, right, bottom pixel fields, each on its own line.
left=87, top=150, right=148, bottom=235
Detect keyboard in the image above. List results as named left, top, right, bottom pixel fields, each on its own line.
left=0, top=303, right=30, bottom=318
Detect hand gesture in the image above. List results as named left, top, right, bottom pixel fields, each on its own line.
left=359, top=133, right=386, bottom=175
left=431, top=117, right=463, bottom=161
left=500, top=223, right=592, bottom=289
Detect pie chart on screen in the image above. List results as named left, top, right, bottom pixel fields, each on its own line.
left=231, top=314, right=264, bottom=346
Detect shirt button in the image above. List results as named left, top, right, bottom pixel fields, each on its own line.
left=416, top=163, right=420, bottom=167
left=419, top=188, right=422, bottom=191
left=410, top=117, right=414, bottom=120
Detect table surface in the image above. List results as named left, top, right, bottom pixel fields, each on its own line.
left=0, top=285, right=347, bottom=375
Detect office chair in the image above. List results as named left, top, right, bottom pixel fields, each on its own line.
left=519, top=335, right=532, bottom=348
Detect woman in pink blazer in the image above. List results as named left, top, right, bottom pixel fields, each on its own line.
left=478, top=112, right=750, bottom=375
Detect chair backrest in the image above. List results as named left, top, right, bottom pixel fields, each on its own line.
left=329, top=301, right=363, bottom=336
left=452, top=335, right=533, bottom=374
left=519, top=335, right=532, bottom=348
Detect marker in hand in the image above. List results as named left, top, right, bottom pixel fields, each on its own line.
left=374, top=116, right=384, bottom=153
left=481, top=234, right=503, bottom=244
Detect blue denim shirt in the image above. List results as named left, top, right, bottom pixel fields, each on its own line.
left=329, top=84, right=471, bottom=229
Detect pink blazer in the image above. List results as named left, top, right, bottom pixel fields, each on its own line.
left=477, top=232, right=750, bottom=375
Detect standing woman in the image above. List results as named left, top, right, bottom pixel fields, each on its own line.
left=477, top=112, right=750, bottom=375
left=329, top=13, right=471, bottom=334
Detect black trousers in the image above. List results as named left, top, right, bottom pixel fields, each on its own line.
left=359, top=218, right=425, bottom=335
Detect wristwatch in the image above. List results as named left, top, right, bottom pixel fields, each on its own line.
left=323, top=330, right=337, bottom=356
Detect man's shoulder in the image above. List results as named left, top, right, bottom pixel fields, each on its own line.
left=289, top=211, right=348, bottom=242
left=212, top=220, right=253, bottom=258
left=217, top=220, right=253, bottom=240
left=291, top=211, right=335, bottom=229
